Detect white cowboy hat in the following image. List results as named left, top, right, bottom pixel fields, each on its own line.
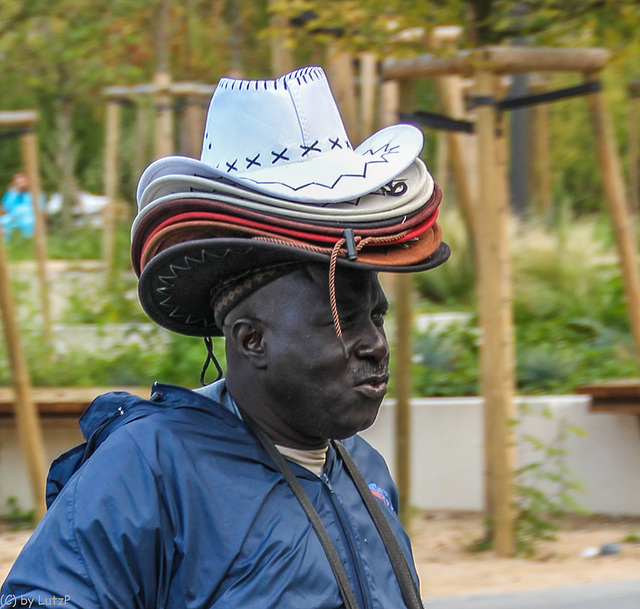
left=137, top=66, right=424, bottom=204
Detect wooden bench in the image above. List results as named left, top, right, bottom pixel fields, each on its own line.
left=0, top=387, right=151, bottom=418
left=576, top=378, right=640, bottom=415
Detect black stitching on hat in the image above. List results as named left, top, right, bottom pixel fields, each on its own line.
left=245, top=154, right=261, bottom=168
left=329, top=137, right=342, bottom=149
left=300, top=140, right=321, bottom=157
left=271, top=148, right=289, bottom=163
left=226, top=159, right=238, bottom=172
left=381, top=180, right=408, bottom=196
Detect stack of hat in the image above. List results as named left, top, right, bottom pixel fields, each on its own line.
left=133, top=66, right=449, bottom=338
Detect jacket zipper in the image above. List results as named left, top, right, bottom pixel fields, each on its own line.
left=320, top=473, right=373, bottom=609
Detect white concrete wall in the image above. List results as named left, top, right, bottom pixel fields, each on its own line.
left=362, top=396, right=640, bottom=516
left=1, top=395, right=639, bottom=516
left=0, top=419, right=83, bottom=513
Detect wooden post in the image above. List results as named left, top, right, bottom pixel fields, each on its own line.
left=475, top=69, right=516, bottom=557
left=154, top=71, right=174, bottom=159
left=104, top=100, right=120, bottom=276
left=184, top=96, right=205, bottom=159
left=20, top=127, right=51, bottom=342
left=0, top=229, right=47, bottom=522
left=628, top=81, right=640, bottom=214
left=135, top=99, right=151, bottom=180
left=533, top=102, right=552, bottom=215
left=327, top=47, right=358, bottom=143
left=269, top=0, right=294, bottom=77
left=431, top=27, right=478, bottom=238
left=380, top=79, right=413, bottom=528
left=585, top=72, right=640, bottom=364
left=359, top=52, right=377, bottom=145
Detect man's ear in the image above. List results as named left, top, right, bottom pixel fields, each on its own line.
left=229, top=318, right=267, bottom=369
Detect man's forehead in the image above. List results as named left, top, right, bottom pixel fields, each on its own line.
left=295, top=264, right=386, bottom=305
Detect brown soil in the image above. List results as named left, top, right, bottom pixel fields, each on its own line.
left=412, top=511, right=640, bottom=598
left=1, top=511, right=640, bottom=597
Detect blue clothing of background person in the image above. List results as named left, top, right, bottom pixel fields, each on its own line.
left=0, top=172, right=35, bottom=238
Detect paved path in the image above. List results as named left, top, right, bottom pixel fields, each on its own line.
left=425, top=579, right=640, bottom=609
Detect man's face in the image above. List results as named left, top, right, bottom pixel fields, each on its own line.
left=256, top=264, right=390, bottom=444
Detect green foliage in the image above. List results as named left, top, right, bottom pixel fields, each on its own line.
left=1, top=497, right=35, bottom=530
left=511, top=402, right=588, bottom=556
left=621, top=531, right=640, bottom=544
left=410, top=211, right=638, bottom=397
left=414, top=207, right=476, bottom=307
left=410, top=321, right=480, bottom=397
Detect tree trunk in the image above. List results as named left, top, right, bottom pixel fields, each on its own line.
left=56, top=97, right=80, bottom=236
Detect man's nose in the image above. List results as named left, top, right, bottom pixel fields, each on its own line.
left=354, top=321, right=389, bottom=362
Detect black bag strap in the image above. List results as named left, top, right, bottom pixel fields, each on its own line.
left=242, top=415, right=361, bottom=609
left=333, top=440, right=424, bottom=609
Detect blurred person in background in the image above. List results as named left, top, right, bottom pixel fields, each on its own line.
left=0, top=172, right=35, bottom=239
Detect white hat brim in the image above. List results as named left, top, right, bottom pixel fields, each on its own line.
left=137, top=124, right=423, bottom=205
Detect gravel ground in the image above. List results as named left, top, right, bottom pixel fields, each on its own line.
left=1, top=511, right=639, bottom=598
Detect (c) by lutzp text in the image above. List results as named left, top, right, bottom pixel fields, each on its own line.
left=0, top=596, right=71, bottom=607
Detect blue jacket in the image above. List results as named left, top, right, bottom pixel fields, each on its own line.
left=1, top=384, right=419, bottom=609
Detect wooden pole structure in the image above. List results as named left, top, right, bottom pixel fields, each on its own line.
left=154, top=71, right=174, bottom=160
left=475, top=69, right=517, bottom=556
left=382, top=44, right=617, bottom=557
left=383, top=46, right=610, bottom=79
left=430, top=27, right=478, bottom=240
left=585, top=71, right=640, bottom=363
left=628, top=81, right=640, bottom=214
left=0, top=228, right=47, bottom=522
left=528, top=75, right=553, bottom=217
left=184, top=96, right=205, bottom=159
left=103, top=100, right=120, bottom=276
left=19, top=122, right=51, bottom=342
left=533, top=102, right=552, bottom=216
left=269, top=0, right=294, bottom=77
left=135, top=100, right=152, bottom=180
left=380, top=79, right=414, bottom=528
left=359, top=52, right=377, bottom=145
left=327, top=47, right=358, bottom=143
left=0, top=112, right=51, bottom=341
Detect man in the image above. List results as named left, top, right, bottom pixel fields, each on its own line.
left=1, top=66, right=449, bottom=608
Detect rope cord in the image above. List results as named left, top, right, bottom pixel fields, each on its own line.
left=200, top=336, right=224, bottom=386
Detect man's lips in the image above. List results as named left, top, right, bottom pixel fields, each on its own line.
left=355, top=374, right=389, bottom=399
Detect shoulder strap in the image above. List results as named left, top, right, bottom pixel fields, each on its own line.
left=242, top=415, right=361, bottom=609
left=333, top=440, right=424, bottom=609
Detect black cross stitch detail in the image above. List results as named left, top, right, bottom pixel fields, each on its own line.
left=329, top=138, right=342, bottom=150
left=300, top=140, right=321, bottom=156
left=246, top=154, right=261, bottom=168
left=226, top=159, right=238, bottom=172
left=271, top=148, right=289, bottom=164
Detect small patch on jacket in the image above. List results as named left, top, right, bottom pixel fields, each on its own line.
left=368, top=482, right=394, bottom=513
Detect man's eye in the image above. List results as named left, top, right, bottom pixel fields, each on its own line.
left=372, top=311, right=387, bottom=326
